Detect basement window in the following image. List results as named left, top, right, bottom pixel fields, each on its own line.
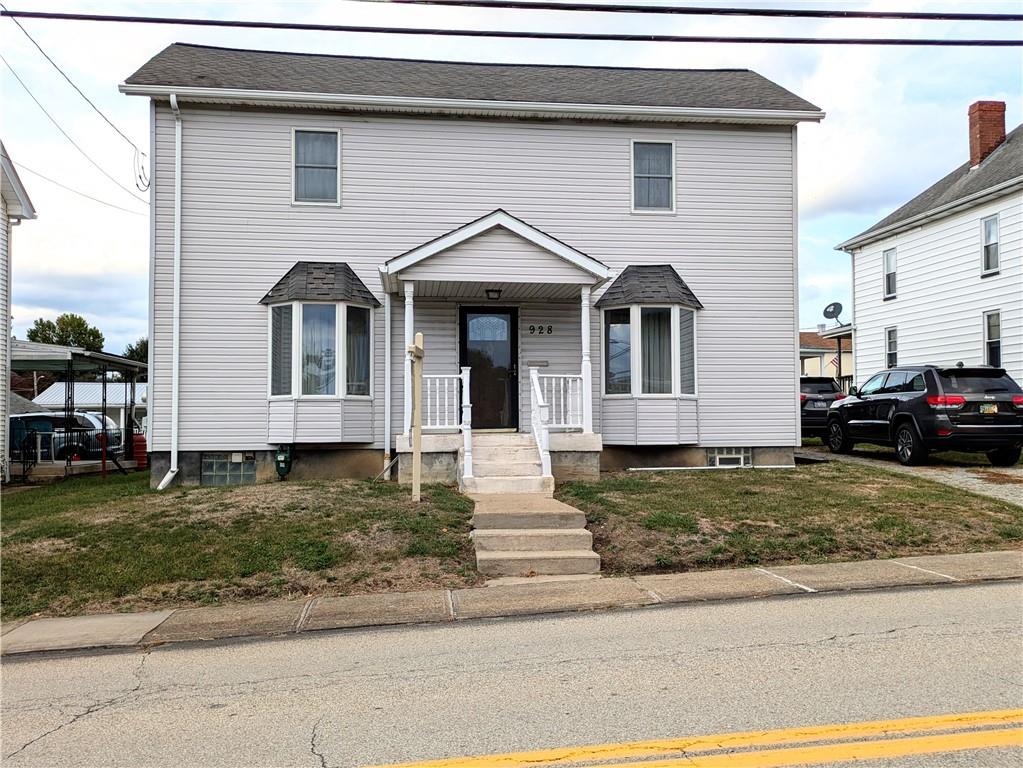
left=707, top=447, right=752, bottom=468
left=201, top=452, right=256, bottom=486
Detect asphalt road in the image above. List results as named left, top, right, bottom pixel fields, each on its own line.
left=2, top=582, right=1021, bottom=768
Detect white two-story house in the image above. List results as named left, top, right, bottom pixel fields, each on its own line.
left=837, top=101, right=1022, bottom=388
left=121, top=44, right=823, bottom=490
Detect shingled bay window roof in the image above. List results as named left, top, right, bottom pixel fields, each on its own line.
left=260, top=262, right=380, bottom=306
left=595, top=265, right=703, bottom=309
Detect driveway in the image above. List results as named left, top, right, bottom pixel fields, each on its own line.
left=799, top=445, right=1023, bottom=507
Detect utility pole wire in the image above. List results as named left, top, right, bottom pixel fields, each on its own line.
left=13, top=161, right=147, bottom=216
left=0, top=9, right=1020, bottom=46
left=378, top=0, right=1023, bottom=22
left=0, top=53, right=150, bottom=205
left=0, top=2, right=150, bottom=190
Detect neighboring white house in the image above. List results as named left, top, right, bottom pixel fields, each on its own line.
left=34, top=382, right=148, bottom=431
left=121, top=44, right=824, bottom=489
left=1, top=142, right=37, bottom=482
left=837, top=101, right=1022, bottom=388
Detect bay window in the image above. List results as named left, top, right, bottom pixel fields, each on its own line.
left=268, top=302, right=373, bottom=398
left=603, top=305, right=698, bottom=396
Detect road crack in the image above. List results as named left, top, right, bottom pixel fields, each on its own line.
left=310, top=717, right=334, bottom=768
left=3, top=650, right=150, bottom=761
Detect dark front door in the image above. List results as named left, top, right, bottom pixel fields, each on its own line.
left=460, top=307, right=518, bottom=429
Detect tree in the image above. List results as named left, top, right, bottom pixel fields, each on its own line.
left=123, top=337, right=147, bottom=364
left=26, top=313, right=105, bottom=351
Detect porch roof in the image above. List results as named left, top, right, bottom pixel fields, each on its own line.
left=379, top=209, right=610, bottom=294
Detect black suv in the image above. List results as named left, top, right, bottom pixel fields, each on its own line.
left=800, top=377, right=846, bottom=437
left=826, top=365, right=1023, bottom=466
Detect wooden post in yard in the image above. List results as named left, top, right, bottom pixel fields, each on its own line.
left=408, top=332, right=424, bottom=502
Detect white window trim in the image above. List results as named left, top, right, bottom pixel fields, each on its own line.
left=600, top=304, right=698, bottom=399
left=882, top=248, right=897, bottom=299
left=291, top=127, right=342, bottom=207
left=983, top=309, right=1001, bottom=366
left=267, top=300, right=374, bottom=400
left=630, top=139, right=676, bottom=215
left=885, top=326, right=898, bottom=368
left=981, top=214, right=1000, bottom=275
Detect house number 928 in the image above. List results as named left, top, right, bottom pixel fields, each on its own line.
left=528, top=325, right=554, bottom=335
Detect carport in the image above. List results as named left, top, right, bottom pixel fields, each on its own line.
left=8, top=340, right=146, bottom=478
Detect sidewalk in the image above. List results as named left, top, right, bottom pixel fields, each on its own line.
left=2, top=550, right=1020, bottom=656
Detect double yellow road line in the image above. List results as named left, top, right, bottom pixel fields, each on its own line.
left=372, top=709, right=1023, bottom=768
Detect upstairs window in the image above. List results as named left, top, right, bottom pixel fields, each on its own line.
left=883, top=248, right=897, bottom=298
left=985, top=310, right=1001, bottom=367
left=982, top=215, right=999, bottom=274
left=293, top=129, right=340, bottom=205
left=632, top=141, right=674, bottom=212
left=885, top=326, right=898, bottom=368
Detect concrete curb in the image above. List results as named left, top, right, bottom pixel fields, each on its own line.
left=2, top=550, right=1020, bottom=657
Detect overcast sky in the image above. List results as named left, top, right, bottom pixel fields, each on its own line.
left=1, top=0, right=1020, bottom=353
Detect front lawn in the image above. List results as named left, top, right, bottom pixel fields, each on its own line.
left=1, top=472, right=479, bottom=619
left=556, top=462, right=1023, bottom=575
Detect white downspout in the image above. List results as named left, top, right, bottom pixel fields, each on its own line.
left=157, top=94, right=182, bottom=490
left=383, top=291, right=392, bottom=470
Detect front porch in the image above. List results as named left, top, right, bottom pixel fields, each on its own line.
left=381, top=210, right=610, bottom=489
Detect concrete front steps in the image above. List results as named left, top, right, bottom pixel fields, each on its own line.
left=459, top=432, right=553, bottom=496
left=470, top=492, right=600, bottom=578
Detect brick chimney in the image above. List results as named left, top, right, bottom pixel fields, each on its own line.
left=969, top=100, right=1006, bottom=168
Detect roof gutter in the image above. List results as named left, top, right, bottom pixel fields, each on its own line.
left=836, top=175, right=1023, bottom=252
left=118, top=84, right=825, bottom=125
left=157, top=93, right=183, bottom=491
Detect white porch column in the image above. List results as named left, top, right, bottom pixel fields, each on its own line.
left=580, top=285, right=593, bottom=433
left=403, top=282, right=414, bottom=436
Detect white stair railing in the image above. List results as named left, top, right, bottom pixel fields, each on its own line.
left=529, top=367, right=553, bottom=478
left=537, top=374, right=584, bottom=429
left=460, top=366, right=472, bottom=479
left=422, top=374, right=461, bottom=431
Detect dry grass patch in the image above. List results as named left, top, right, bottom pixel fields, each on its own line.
left=556, top=462, right=1023, bottom=575
left=1, top=472, right=480, bottom=619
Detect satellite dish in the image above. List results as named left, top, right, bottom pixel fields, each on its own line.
left=823, top=302, right=843, bottom=321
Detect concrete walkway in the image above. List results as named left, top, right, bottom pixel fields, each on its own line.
left=2, top=550, right=1019, bottom=657
left=799, top=447, right=1023, bottom=507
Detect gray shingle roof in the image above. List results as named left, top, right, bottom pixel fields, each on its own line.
left=125, top=44, right=820, bottom=113
left=260, top=262, right=380, bottom=306
left=842, top=124, right=1023, bottom=249
left=9, top=391, right=38, bottom=415
left=595, top=265, right=703, bottom=309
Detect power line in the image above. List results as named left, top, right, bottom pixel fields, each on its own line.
left=1, top=9, right=1020, bottom=46
left=12, top=161, right=147, bottom=216
left=380, top=0, right=1023, bottom=22
left=0, top=52, right=150, bottom=205
left=0, top=1, right=150, bottom=191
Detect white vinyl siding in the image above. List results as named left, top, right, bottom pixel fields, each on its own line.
left=851, top=191, right=1022, bottom=387
left=151, top=106, right=796, bottom=451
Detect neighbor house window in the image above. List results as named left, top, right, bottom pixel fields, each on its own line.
left=883, top=248, right=897, bottom=298
left=346, top=306, right=371, bottom=396
left=885, top=326, right=898, bottom=368
left=293, top=129, right=340, bottom=204
left=632, top=141, right=674, bottom=212
left=982, top=215, right=999, bottom=274
left=302, top=304, right=337, bottom=395
left=605, top=305, right=698, bottom=396
left=604, top=308, right=632, bottom=394
left=270, top=305, right=292, bottom=396
left=985, top=310, right=1001, bottom=367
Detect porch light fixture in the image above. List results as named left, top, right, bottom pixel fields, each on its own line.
left=485, top=288, right=502, bottom=301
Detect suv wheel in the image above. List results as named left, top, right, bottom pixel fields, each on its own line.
left=987, top=447, right=1022, bottom=467
left=827, top=420, right=853, bottom=454
left=894, top=422, right=927, bottom=466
